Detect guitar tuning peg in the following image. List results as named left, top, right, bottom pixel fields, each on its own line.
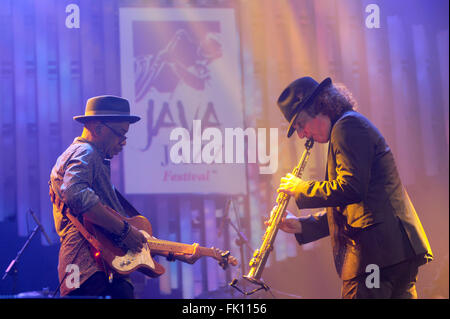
left=218, top=250, right=230, bottom=270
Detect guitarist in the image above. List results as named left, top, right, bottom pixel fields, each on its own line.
left=49, top=96, right=201, bottom=298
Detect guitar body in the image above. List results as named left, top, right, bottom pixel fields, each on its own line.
left=85, top=213, right=166, bottom=278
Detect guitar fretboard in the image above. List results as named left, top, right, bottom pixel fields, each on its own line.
left=147, top=238, right=214, bottom=257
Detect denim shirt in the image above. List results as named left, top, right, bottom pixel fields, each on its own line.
left=50, top=137, right=125, bottom=296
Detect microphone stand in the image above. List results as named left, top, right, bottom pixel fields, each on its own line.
left=2, top=209, right=50, bottom=295
left=2, top=224, right=41, bottom=294
left=224, top=199, right=254, bottom=298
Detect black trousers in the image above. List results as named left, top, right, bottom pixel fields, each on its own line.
left=68, top=271, right=134, bottom=299
left=341, top=259, right=419, bottom=299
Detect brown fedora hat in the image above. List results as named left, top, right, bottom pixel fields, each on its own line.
left=277, top=77, right=332, bottom=137
left=73, top=95, right=140, bottom=124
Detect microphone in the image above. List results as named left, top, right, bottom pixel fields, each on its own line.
left=29, top=209, right=52, bottom=245
left=218, top=198, right=232, bottom=238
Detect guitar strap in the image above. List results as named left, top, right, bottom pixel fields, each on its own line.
left=63, top=207, right=104, bottom=253
left=48, top=183, right=105, bottom=254
left=63, top=207, right=115, bottom=281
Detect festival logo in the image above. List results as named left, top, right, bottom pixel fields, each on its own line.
left=120, top=9, right=247, bottom=194
left=135, top=28, right=222, bottom=101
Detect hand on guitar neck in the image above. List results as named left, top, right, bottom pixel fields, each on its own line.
left=154, top=244, right=238, bottom=267
left=154, top=243, right=201, bottom=264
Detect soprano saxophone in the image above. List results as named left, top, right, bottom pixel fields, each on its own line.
left=243, top=138, right=314, bottom=290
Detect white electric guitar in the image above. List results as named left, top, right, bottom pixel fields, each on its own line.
left=84, top=207, right=238, bottom=277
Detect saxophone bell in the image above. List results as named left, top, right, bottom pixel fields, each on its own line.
left=230, top=138, right=314, bottom=296
left=242, top=274, right=270, bottom=291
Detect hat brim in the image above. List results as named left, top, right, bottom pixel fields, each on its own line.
left=286, top=77, right=332, bottom=137
left=73, top=115, right=141, bottom=124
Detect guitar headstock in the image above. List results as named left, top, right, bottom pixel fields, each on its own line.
left=212, top=247, right=238, bottom=270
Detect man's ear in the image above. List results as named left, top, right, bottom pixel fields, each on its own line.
left=84, top=120, right=103, bottom=137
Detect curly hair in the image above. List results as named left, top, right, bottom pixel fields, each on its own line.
left=304, top=83, right=358, bottom=122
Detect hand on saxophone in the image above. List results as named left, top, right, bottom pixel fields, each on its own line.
left=277, top=173, right=304, bottom=197
left=265, top=205, right=302, bottom=234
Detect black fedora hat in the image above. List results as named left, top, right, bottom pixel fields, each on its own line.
left=73, top=95, right=141, bottom=124
left=277, top=77, right=332, bottom=137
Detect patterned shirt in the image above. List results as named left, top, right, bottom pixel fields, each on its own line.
left=50, top=137, right=126, bottom=296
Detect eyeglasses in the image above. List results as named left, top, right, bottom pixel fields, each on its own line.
left=102, top=122, right=127, bottom=142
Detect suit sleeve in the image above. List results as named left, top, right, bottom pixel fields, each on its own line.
left=295, top=210, right=329, bottom=244
left=295, top=116, right=374, bottom=209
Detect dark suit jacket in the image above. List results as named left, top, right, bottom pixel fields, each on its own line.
left=293, top=111, right=432, bottom=280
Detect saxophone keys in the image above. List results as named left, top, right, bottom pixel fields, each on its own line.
left=249, top=256, right=258, bottom=267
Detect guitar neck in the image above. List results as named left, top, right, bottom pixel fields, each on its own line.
left=147, top=238, right=214, bottom=257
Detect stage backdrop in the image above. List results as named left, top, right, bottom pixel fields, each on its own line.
left=119, top=8, right=247, bottom=195
left=0, top=0, right=448, bottom=299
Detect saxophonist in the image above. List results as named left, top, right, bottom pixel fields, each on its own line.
left=274, top=76, right=432, bottom=299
